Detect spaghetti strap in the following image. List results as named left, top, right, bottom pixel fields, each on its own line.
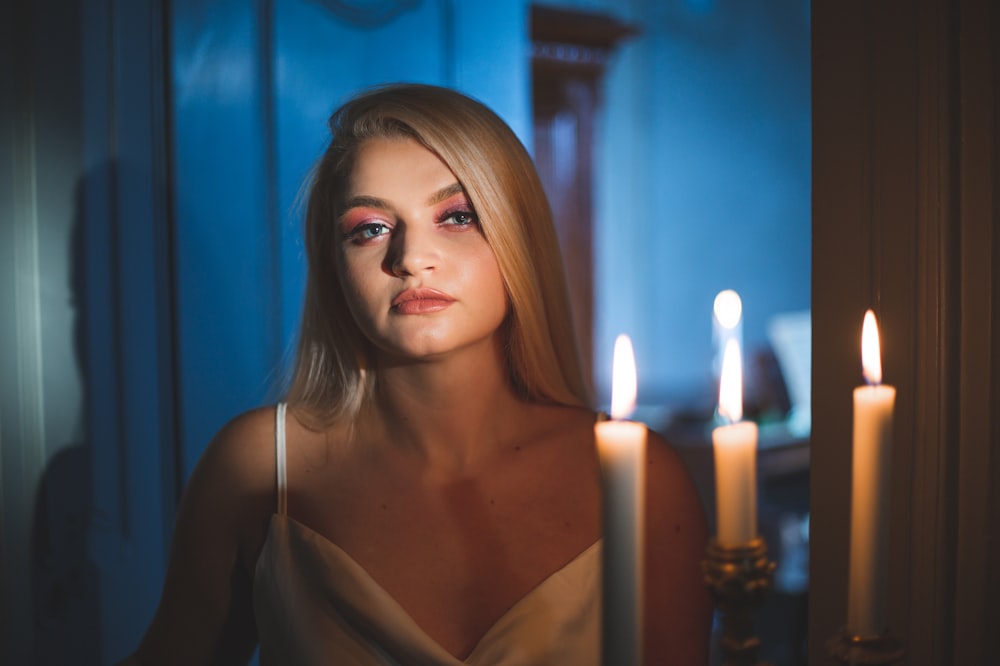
left=275, top=402, right=287, bottom=516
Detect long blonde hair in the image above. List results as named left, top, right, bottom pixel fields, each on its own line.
left=287, top=83, right=590, bottom=426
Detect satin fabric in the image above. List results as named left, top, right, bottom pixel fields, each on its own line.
left=253, top=517, right=602, bottom=665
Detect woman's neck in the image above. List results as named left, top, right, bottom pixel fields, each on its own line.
left=366, top=345, right=527, bottom=475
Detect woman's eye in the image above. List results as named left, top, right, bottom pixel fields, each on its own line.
left=347, top=222, right=391, bottom=243
left=442, top=211, right=478, bottom=227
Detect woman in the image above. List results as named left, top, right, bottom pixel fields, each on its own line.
left=126, top=83, right=711, bottom=665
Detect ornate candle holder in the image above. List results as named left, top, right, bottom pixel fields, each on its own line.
left=827, top=629, right=904, bottom=665
left=702, top=536, right=776, bottom=666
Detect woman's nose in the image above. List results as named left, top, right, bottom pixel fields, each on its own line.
left=384, top=224, right=438, bottom=277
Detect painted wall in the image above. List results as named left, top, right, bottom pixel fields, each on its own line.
left=1, top=1, right=177, bottom=663
left=1, top=4, right=89, bottom=663
left=588, top=0, right=812, bottom=419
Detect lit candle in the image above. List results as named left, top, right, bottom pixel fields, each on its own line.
left=847, top=310, right=895, bottom=638
left=712, top=339, right=759, bottom=545
left=712, top=289, right=743, bottom=383
left=595, top=334, right=647, bottom=666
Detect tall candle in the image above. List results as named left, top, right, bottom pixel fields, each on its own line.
left=847, top=310, right=895, bottom=638
left=712, top=339, right=759, bottom=545
left=594, top=334, right=646, bottom=666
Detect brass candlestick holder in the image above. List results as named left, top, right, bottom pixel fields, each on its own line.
left=827, top=629, right=904, bottom=665
left=702, top=537, right=776, bottom=666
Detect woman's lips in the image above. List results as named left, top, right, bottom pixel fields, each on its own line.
left=391, top=288, right=455, bottom=314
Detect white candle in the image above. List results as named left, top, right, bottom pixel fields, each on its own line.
left=847, top=310, right=895, bottom=638
left=712, top=339, right=759, bottom=545
left=595, top=334, right=646, bottom=666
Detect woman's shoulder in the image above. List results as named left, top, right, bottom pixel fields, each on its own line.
left=525, top=401, right=600, bottom=432
left=644, top=428, right=705, bottom=517
left=182, top=405, right=284, bottom=516
left=643, top=427, right=709, bottom=570
left=643, top=428, right=713, bottom=662
left=196, top=405, right=280, bottom=473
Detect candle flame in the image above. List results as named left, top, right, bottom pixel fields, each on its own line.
left=610, top=334, right=637, bottom=420
left=713, top=289, right=743, bottom=330
left=862, top=309, right=882, bottom=385
left=718, top=339, right=743, bottom=423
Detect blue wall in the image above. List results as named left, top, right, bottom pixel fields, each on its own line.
left=592, top=0, right=812, bottom=416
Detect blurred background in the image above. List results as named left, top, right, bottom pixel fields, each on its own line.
left=1, top=0, right=810, bottom=663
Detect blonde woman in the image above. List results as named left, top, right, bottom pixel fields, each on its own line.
left=125, top=84, right=711, bottom=665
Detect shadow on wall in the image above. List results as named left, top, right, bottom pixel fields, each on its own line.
left=30, top=167, right=107, bottom=665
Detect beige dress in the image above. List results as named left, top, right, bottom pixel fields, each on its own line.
left=253, top=403, right=602, bottom=665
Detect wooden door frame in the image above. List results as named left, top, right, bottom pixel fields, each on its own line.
left=530, top=5, right=636, bottom=391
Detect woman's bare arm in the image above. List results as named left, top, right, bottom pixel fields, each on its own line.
left=120, top=409, right=276, bottom=666
left=644, top=429, right=714, bottom=665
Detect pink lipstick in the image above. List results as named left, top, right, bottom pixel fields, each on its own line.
left=391, top=288, right=455, bottom=314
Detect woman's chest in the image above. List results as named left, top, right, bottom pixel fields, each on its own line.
left=285, top=452, right=601, bottom=658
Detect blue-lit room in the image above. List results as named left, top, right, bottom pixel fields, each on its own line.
left=1, top=1, right=995, bottom=665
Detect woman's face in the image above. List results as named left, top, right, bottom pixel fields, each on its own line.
left=335, top=136, right=509, bottom=362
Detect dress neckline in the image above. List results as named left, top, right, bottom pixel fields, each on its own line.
left=255, top=513, right=602, bottom=663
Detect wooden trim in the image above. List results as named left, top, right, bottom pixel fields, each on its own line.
left=531, top=5, right=637, bottom=51
left=953, top=0, right=998, bottom=660
left=530, top=4, right=637, bottom=391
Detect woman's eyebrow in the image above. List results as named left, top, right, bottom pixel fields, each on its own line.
left=426, top=182, right=465, bottom=206
left=342, top=195, right=390, bottom=211
left=341, top=183, right=464, bottom=213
